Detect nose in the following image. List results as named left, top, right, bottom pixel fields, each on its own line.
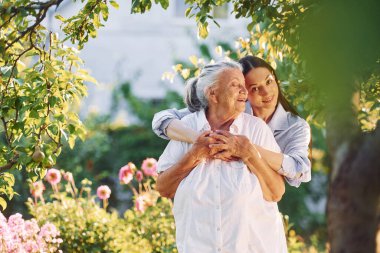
left=239, top=84, right=247, bottom=94
left=260, top=85, right=269, bottom=96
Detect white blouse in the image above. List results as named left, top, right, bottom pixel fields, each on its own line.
left=157, top=110, right=288, bottom=253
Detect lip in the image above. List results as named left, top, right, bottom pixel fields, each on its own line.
left=262, top=96, right=273, bottom=103
left=237, top=98, right=247, bottom=103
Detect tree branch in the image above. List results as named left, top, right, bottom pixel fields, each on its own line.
left=2, top=0, right=65, bottom=52
left=0, top=154, right=19, bottom=172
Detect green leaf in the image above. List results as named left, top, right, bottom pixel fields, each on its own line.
left=185, top=7, right=193, bottom=17
left=110, top=0, right=119, bottom=9
left=55, top=14, right=66, bottom=22
left=30, top=110, right=39, bottom=119
left=0, top=197, right=7, bottom=211
left=247, top=21, right=255, bottom=32
left=93, top=13, right=101, bottom=28
left=159, top=0, right=169, bottom=9
left=68, top=136, right=76, bottom=149
left=198, top=23, right=209, bottom=39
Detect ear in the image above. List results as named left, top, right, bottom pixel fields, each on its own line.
left=206, top=87, right=218, bottom=104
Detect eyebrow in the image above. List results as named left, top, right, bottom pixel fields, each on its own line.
left=249, top=74, right=273, bottom=86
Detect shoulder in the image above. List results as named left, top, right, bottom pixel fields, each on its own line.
left=240, top=112, right=267, bottom=126
left=240, top=113, right=273, bottom=133
left=287, top=113, right=310, bottom=132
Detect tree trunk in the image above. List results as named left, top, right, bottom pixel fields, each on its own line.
left=327, top=124, right=380, bottom=252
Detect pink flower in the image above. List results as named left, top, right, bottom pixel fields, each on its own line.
left=39, top=223, right=60, bottom=241
left=141, top=158, right=158, bottom=177
left=30, top=181, right=45, bottom=197
left=119, top=164, right=134, bottom=185
left=63, top=172, right=73, bottom=183
left=128, top=162, right=136, bottom=171
left=96, top=185, right=111, bottom=200
left=135, top=195, right=147, bottom=212
left=136, top=171, right=143, bottom=182
left=45, top=168, right=61, bottom=185
left=25, top=219, right=40, bottom=236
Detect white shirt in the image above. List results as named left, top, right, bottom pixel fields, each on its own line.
left=157, top=110, right=288, bottom=253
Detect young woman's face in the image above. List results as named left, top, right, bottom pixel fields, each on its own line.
left=244, top=67, right=279, bottom=111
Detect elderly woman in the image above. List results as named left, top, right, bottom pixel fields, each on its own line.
left=156, top=60, right=287, bottom=253
left=153, top=56, right=311, bottom=188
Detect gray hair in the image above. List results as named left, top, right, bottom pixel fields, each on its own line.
left=184, top=60, right=242, bottom=112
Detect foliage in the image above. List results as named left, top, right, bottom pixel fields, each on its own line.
left=56, top=114, right=167, bottom=184
left=57, top=0, right=120, bottom=49
left=0, top=0, right=116, bottom=208
left=0, top=211, right=62, bottom=252
left=116, top=81, right=184, bottom=127
left=124, top=199, right=177, bottom=253
left=27, top=175, right=144, bottom=252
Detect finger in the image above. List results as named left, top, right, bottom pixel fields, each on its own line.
left=214, top=129, right=232, bottom=137
left=214, top=151, right=234, bottom=160
left=209, top=143, right=229, bottom=151
left=200, top=130, right=213, bottom=137
left=209, top=133, right=229, bottom=143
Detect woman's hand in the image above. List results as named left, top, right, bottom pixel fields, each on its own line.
left=208, top=130, right=251, bottom=161
left=189, top=131, right=220, bottom=162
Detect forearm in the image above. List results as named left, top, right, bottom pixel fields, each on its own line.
left=254, top=145, right=284, bottom=171
left=156, top=149, right=201, bottom=198
left=243, top=144, right=285, bottom=202
left=167, top=119, right=199, bottom=144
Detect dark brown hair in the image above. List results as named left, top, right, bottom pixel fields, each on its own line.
left=238, top=55, right=299, bottom=116
left=239, top=55, right=313, bottom=161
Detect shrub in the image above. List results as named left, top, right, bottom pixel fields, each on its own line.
left=0, top=212, right=62, bottom=252
left=27, top=170, right=145, bottom=252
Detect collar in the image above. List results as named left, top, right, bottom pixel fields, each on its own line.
left=196, top=110, right=211, bottom=132
left=196, top=109, right=244, bottom=134
left=267, top=104, right=289, bottom=131
left=245, top=102, right=289, bottom=131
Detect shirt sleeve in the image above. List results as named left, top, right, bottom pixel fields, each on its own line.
left=152, top=108, right=191, bottom=140
left=277, top=121, right=311, bottom=187
left=156, top=140, right=189, bottom=174
left=253, top=120, right=281, bottom=153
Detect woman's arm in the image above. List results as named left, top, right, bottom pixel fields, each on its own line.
left=152, top=108, right=192, bottom=140
left=210, top=130, right=284, bottom=171
left=210, top=133, right=285, bottom=202
left=242, top=141, right=285, bottom=202
left=252, top=145, right=284, bottom=171
left=276, top=121, right=312, bottom=187
left=156, top=131, right=215, bottom=198
left=166, top=119, right=199, bottom=144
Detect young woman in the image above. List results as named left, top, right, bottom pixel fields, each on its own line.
left=152, top=56, right=311, bottom=187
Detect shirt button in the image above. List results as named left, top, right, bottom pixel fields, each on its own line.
left=217, top=227, right=221, bottom=231
left=215, top=185, right=219, bottom=189
left=218, top=248, right=221, bottom=252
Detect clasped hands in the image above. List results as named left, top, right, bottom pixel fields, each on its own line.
left=190, top=130, right=251, bottom=162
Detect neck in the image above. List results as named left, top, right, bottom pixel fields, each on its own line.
left=252, top=106, right=276, bottom=123
left=206, top=107, right=236, bottom=131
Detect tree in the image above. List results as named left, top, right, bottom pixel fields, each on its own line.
left=0, top=0, right=119, bottom=210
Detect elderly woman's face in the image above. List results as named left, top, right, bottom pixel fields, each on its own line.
left=244, top=67, right=279, bottom=111
left=211, top=68, right=247, bottom=115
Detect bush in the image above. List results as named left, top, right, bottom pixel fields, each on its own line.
left=0, top=212, right=62, bottom=252
left=26, top=160, right=326, bottom=253
left=27, top=172, right=145, bottom=252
